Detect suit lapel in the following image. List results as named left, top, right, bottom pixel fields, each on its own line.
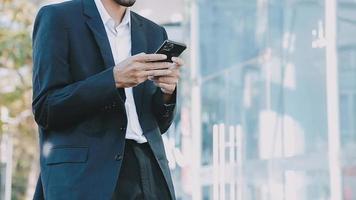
left=83, top=0, right=115, bottom=69
left=131, top=13, right=148, bottom=119
left=83, top=1, right=146, bottom=116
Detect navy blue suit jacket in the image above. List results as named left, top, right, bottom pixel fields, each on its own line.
left=32, top=0, right=176, bottom=199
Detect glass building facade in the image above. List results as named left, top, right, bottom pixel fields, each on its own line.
left=165, top=0, right=356, bottom=199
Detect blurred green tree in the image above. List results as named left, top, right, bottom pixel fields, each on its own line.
left=0, top=0, right=38, bottom=199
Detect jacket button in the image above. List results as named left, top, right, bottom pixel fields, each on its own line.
left=115, top=154, right=123, bottom=161
left=120, top=127, right=126, bottom=131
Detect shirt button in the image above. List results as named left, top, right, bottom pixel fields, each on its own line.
left=115, top=154, right=123, bottom=161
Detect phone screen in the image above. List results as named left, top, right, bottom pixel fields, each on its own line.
left=155, top=40, right=187, bottom=62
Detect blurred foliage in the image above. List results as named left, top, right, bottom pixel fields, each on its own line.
left=0, top=0, right=38, bottom=199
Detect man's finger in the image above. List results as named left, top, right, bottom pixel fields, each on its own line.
left=172, top=57, right=184, bottom=66
left=144, top=69, right=172, bottom=77
left=155, top=82, right=176, bottom=91
left=151, top=76, right=178, bottom=84
left=148, top=68, right=180, bottom=79
left=133, top=53, right=167, bottom=62
left=142, top=62, right=175, bottom=71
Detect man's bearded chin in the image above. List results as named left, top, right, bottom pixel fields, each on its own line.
left=113, top=0, right=136, bottom=7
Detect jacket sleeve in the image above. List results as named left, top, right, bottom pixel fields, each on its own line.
left=32, top=6, right=124, bottom=130
left=33, top=174, right=44, bottom=200
left=151, top=27, right=177, bottom=134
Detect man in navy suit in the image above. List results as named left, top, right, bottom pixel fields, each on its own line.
left=32, top=0, right=183, bottom=199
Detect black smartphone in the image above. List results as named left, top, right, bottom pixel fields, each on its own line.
left=155, top=40, right=187, bottom=62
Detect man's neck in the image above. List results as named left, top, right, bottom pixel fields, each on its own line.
left=101, top=0, right=127, bottom=24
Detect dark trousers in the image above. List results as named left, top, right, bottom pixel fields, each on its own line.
left=112, top=139, right=171, bottom=200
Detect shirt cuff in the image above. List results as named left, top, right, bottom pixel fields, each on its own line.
left=161, top=87, right=177, bottom=105
left=158, top=88, right=177, bottom=117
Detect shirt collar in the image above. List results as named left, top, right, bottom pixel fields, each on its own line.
left=94, top=0, right=131, bottom=29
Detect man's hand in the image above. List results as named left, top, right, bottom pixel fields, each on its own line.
left=149, top=57, right=184, bottom=102
left=113, top=53, right=175, bottom=88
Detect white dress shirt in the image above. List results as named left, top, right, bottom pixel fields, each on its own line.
left=94, top=0, right=147, bottom=143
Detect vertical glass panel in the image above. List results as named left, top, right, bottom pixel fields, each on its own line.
left=338, top=0, right=356, bottom=198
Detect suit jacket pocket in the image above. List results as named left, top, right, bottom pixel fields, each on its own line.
left=46, top=146, right=88, bottom=165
